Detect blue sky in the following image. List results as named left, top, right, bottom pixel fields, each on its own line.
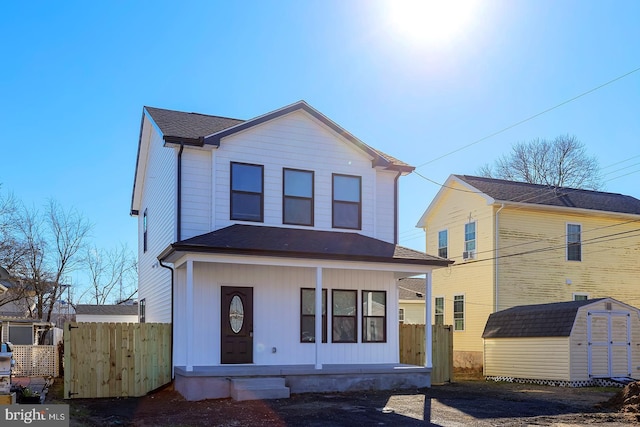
left=2, top=1, right=639, bottom=285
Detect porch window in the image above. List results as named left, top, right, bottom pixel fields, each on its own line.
left=231, top=162, right=264, bottom=222
left=434, top=296, right=444, bottom=325
left=567, top=223, right=581, bottom=261
left=300, top=288, right=326, bottom=343
left=453, top=295, right=464, bottom=331
left=362, top=290, right=386, bottom=342
left=438, top=230, right=448, bottom=258
left=332, top=289, right=357, bottom=342
left=332, top=174, right=361, bottom=230
left=284, top=169, right=314, bottom=226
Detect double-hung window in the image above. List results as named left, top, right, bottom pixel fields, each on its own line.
left=438, top=230, right=448, bottom=258
left=464, top=222, right=476, bottom=259
left=362, top=290, right=386, bottom=342
left=434, top=296, right=444, bottom=325
left=332, top=174, right=361, bottom=229
left=332, top=290, right=357, bottom=342
left=300, top=288, right=326, bottom=343
left=283, top=169, right=314, bottom=226
left=567, top=223, right=582, bottom=261
left=230, top=162, right=264, bottom=222
left=453, top=295, right=464, bottom=331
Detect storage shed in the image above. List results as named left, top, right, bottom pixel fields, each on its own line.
left=75, top=304, right=139, bottom=323
left=482, top=298, right=640, bottom=386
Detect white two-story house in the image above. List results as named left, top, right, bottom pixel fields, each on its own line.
left=130, top=101, right=450, bottom=400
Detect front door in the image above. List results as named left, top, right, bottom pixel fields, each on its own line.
left=221, top=286, right=253, bottom=364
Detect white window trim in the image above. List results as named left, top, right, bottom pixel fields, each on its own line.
left=453, top=294, right=465, bottom=332
left=566, top=222, right=582, bottom=262
left=463, top=221, right=476, bottom=261
left=398, top=308, right=405, bottom=323
left=437, top=229, right=448, bottom=259
left=434, top=295, right=445, bottom=325
left=573, top=292, right=589, bottom=301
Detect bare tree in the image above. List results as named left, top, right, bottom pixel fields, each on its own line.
left=82, top=243, right=137, bottom=305
left=478, top=135, right=602, bottom=190
left=14, top=200, right=92, bottom=322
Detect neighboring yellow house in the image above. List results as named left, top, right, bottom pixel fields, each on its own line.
left=417, top=174, right=640, bottom=371
left=398, top=278, right=427, bottom=324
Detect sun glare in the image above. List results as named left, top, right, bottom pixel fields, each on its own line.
left=387, top=0, right=478, bottom=47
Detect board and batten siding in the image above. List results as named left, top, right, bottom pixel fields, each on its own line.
left=484, top=337, right=570, bottom=380
left=137, top=117, right=176, bottom=323
left=497, top=207, right=640, bottom=310
left=180, top=149, right=212, bottom=240
left=207, top=110, right=395, bottom=242
left=425, top=179, right=495, bottom=354
left=172, top=263, right=399, bottom=367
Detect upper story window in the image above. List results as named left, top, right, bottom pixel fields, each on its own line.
left=438, top=230, right=448, bottom=258
left=332, top=174, right=361, bottom=230
left=434, top=296, right=444, bottom=325
left=230, top=162, right=264, bottom=222
left=143, top=209, right=148, bottom=253
left=362, top=290, right=386, bottom=343
left=464, top=221, right=476, bottom=259
left=283, top=168, right=314, bottom=226
left=567, top=223, right=581, bottom=261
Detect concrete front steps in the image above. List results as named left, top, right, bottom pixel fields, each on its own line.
left=230, top=377, right=290, bottom=401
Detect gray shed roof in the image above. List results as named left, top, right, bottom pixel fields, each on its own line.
left=482, top=299, right=606, bottom=339
left=160, top=224, right=452, bottom=267
left=398, top=278, right=426, bottom=300
left=456, top=175, right=640, bottom=215
left=75, top=305, right=138, bottom=316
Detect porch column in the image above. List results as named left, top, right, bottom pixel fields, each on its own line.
left=186, top=260, right=194, bottom=371
left=315, top=266, right=323, bottom=370
left=425, top=273, right=433, bottom=369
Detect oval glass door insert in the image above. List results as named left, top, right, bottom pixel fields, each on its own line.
left=229, top=295, right=244, bottom=333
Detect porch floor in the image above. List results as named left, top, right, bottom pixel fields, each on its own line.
left=174, top=364, right=431, bottom=401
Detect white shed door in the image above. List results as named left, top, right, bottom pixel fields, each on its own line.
left=587, top=311, right=631, bottom=378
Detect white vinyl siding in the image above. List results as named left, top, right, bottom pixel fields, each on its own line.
left=173, top=264, right=399, bottom=367
left=210, top=111, right=391, bottom=241
left=181, top=149, right=212, bottom=240
left=137, top=118, right=176, bottom=323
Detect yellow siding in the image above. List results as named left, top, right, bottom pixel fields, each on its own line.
left=424, top=179, right=495, bottom=353
left=497, top=207, right=640, bottom=310
left=400, top=301, right=425, bottom=324
left=484, top=337, right=570, bottom=380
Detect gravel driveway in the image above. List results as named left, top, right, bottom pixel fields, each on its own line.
left=48, top=377, right=635, bottom=426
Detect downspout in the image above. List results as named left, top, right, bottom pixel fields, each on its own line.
left=494, top=204, right=505, bottom=312
left=158, top=259, right=175, bottom=379
left=177, top=143, right=185, bottom=242
left=393, top=171, right=402, bottom=244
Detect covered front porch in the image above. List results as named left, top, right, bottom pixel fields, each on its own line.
left=174, top=363, right=431, bottom=401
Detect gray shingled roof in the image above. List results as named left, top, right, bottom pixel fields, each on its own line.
left=457, top=175, right=640, bottom=215
left=398, top=278, right=426, bottom=300
left=75, top=305, right=138, bottom=316
left=144, top=102, right=413, bottom=171
left=160, top=224, right=451, bottom=267
left=482, top=299, right=606, bottom=339
left=144, top=106, right=243, bottom=142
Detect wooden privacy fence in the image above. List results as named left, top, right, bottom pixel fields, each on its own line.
left=400, top=324, right=453, bottom=385
left=64, top=322, right=171, bottom=399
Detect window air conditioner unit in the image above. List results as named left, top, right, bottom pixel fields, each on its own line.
left=463, top=251, right=475, bottom=260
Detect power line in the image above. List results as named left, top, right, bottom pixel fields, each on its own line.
left=415, top=66, right=640, bottom=168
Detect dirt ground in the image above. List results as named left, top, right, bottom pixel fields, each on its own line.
left=46, top=374, right=638, bottom=426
